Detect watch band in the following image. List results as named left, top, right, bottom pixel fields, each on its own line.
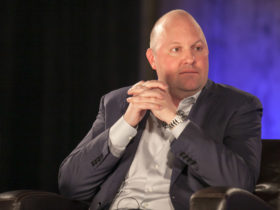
left=165, top=110, right=188, bottom=129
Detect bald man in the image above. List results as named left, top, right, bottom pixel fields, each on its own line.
left=58, top=10, right=262, bottom=210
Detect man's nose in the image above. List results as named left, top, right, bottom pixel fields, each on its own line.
left=182, top=50, right=195, bottom=64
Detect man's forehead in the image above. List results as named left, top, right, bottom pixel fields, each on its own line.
left=158, top=15, right=202, bottom=35
left=158, top=22, right=205, bottom=43
left=168, top=39, right=205, bottom=45
left=150, top=10, right=207, bottom=49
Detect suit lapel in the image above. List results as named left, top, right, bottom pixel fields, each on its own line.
left=171, top=80, right=218, bottom=185
left=188, top=80, right=219, bottom=126
left=120, top=112, right=149, bottom=162
left=110, top=111, right=150, bottom=192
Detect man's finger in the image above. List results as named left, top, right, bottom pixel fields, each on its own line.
left=142, top=80, right=168, bottom=90
left=126, top=98, right=162, bottom=110
left=128, top=80, right=168, bottom=95
left=127, top=95, right=163, bottom=104
left=129, top=88, right=165, bottom=99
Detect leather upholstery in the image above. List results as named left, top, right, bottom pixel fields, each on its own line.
left=190, top=187, right=273, bottom=210
left=0, top=190, right=89, bottom=210
left=0, top=140, right=279, bottom=210
left=190, top=140, right=280, bottom=210
left=255, top=140, right=280, bottom=209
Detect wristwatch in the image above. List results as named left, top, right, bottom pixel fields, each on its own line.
left=165, top=110, right=188, bottom=129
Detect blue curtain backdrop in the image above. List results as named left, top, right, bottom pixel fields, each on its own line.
left=158, top=0, right=280, bottom=139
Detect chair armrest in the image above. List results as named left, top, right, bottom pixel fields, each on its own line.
left=190, top=186, right=227, bottom=210
left=0, top=190, right=89, bottom=210
left=190, top=187, right=274, bottom=210
left=255, top=182, right=280, bottom=209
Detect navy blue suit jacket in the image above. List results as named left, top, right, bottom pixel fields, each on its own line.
left=58, top=80, right=263, bottom=210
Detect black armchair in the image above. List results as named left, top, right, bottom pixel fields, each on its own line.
left=0, top=140, right=279, bottom=210
left=190, top=139, right=280, bottom=210
left=0, top=190, right=89, bottom=210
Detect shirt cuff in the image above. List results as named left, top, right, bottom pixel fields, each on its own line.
left=109, top=116, right=137, bottom=157
left=170, top=120, right=190, bottom=139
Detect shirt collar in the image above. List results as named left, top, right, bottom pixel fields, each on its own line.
left=177, top=90, right=201, bottom=111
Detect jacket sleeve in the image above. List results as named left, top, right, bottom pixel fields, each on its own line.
left=170, top=95, right=263, bottom=192
left=58, top=95, right=121, bottom=202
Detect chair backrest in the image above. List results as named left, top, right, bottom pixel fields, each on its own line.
left=257, top=139, right=280, bottom=184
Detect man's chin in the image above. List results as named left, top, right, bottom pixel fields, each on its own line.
left=178, top=79, right=207, bottom=92
left=178, top=84, right=202, bottom=93
left=170, top=86, right=201, bottom=99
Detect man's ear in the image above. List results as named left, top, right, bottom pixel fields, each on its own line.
left=146, top=48, right=156, bottom=70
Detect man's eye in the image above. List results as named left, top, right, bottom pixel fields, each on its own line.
left=171, top=47, right=180, bottom=52
left=194, top=46, right=203, bottom=51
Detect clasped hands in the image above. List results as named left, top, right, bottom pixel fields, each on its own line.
left=123, top=80, right=177, bottom=127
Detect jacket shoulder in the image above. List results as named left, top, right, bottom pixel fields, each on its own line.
left=102, top=86, right=131, bottom=108
left=208, top=81, right=262, bottom=108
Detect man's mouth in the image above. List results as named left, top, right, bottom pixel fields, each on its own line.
left=179, top=70, right=198, bottom=74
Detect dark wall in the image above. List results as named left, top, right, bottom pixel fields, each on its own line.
left=0, top=1, right=141, bottom=193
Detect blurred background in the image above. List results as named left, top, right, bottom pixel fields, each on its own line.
left=1, top=0, right=279, bottom=194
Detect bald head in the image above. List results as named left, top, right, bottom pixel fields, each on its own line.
left=149, top=9, right=207, bottom=51
left=146, top=9, right=209, bottom=100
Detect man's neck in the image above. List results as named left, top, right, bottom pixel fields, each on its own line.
left=171, top=88, right=201, bottom=107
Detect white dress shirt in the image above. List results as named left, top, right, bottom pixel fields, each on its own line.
left=109, top=91, right=200, bottom=210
